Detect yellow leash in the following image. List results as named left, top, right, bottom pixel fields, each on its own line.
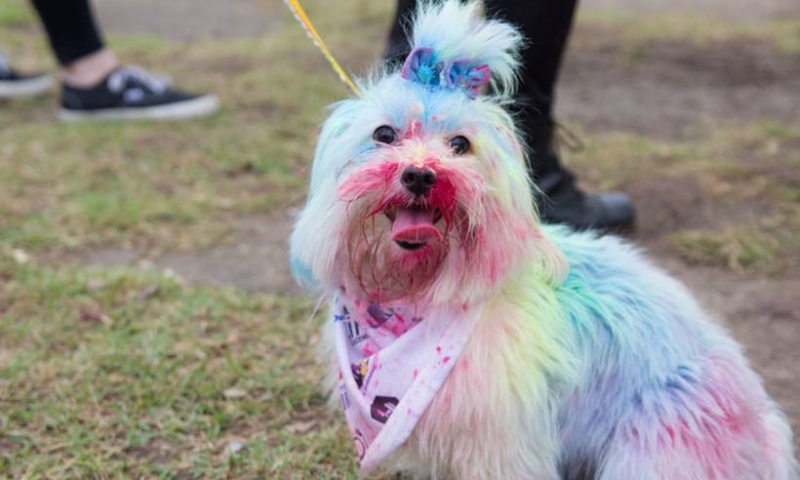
left=282, top=0, right=363, bottom=98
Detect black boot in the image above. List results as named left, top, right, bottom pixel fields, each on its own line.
left=521, top=99, right=635, bottom=231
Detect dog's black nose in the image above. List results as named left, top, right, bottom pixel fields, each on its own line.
left=401, top=166, right=436, bottom=196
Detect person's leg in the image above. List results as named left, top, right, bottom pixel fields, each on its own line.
left=29, top=0, right=119, bottom=87
left=386, top=0, right=417, bottom=64
left=484, top=0, right=576, bottom=182
left=486, top=0, right=634, bottom=230
left=29, top=0, right=105, bottom=66
left=25, top=0, right=218, bottom=121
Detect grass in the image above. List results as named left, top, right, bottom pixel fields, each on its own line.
left=560, top=122, right=800, bottom=275
left=0, top=0, right=798, bottom=477
left=671, top=227, right=782, bottom=272
left=0, top=0, right=392, bottom=257
left=0, top=252, right=356, bottom=478
left=0, top=1, right=389, bottom=477
left=0, top=0, right=33, bottom=28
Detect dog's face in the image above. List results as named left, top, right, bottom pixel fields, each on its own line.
left=291, top=75, right=565, bottom=305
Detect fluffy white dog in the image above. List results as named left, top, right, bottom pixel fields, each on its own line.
left=290, top=2, right=798, bottom=478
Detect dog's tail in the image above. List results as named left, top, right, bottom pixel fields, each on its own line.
left=402, top=0, right=523, bottom=99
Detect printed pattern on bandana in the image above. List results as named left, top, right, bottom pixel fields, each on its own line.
left=333, top=294, right=482, bottom=476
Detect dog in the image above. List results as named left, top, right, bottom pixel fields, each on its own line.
left=289, top=1, right=798, bottom=478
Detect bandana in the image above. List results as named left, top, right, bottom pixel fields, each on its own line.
left=333, top=293, right=483, bottom=476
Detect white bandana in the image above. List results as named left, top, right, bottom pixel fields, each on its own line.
left=333, top=293, right=483, bottom=476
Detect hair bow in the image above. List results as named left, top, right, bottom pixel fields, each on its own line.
left=400, top=47, right=491, bottom=99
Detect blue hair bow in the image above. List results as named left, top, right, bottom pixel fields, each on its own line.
left=400, top=47, right=491, bottom=99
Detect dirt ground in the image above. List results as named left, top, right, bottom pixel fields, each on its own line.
left=587, top=0, right=800, bottom=21
left=85, top=0, right=800, bottom=450
left=94, top=0, right=283, bottom=41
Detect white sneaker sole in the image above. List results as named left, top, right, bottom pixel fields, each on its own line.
left=58, top=94, right=220, bottom=122
left=0, top=75, right=52, bottom=99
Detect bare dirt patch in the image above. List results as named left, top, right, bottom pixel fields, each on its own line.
left=625, top=174, right=773, bottom=243
left=557, top=37, right=800, bottom=139
left=157, top=213, right=300, bottom=295
left=80, top=213, right=300, bottom=295
left=94, top=0, right=283, bottom=41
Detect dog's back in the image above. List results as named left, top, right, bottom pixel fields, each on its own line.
left=551, top=227, right=797, bottom=479
left=290, top=1, right=798, bottom=477
left=387, top=227, right=797, bottom=479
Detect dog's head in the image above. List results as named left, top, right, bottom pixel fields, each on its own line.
left=291, top=1, right=565, bottom=305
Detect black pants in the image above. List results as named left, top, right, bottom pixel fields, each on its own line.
left=387, top=0, right=580, bottom=181
left=30, top=0, right=105, bottom=65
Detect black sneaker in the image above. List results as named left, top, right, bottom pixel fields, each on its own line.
left=59, top=65, right=219, bottom=121
left=0, top=54, right=52, bottom=99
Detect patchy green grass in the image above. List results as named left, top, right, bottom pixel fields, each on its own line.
left=0, top=1, right=391, bottom=257
left=0, top=252, right=357, bottom=478
left=0, top=0, right=34, bottom=28
left=563, top=122, right=800, bottom=275
left=671, top=226, right=782, bottom=272
left=0, top=2, right=389, bottom=477
left=576, top=10, right=800, bottom=53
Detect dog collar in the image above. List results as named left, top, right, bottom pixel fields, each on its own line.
left=333, top=293, right=483, bottom=476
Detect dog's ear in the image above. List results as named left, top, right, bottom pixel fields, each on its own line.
left=409, top=0, right=523, bottom=99
left=290, top=99, right=361, bottom=289
left=474, top=107, right=569, bottom=287
left=306, top=100, right=361, bottom=196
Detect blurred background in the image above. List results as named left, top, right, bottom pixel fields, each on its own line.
left=0, top=0, right=798, bottom=477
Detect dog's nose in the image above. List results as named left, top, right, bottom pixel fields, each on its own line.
left=401, top=166, right=436, bottom=196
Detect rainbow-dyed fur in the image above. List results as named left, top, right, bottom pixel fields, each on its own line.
left=289, top=1, right=798, bottom=478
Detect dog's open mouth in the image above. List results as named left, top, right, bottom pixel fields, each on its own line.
left=385, top=206, right=443, bottom=251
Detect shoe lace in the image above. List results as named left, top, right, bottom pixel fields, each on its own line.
left=552, top=121, right=584, bottom=154
left=536, top=121, right=584, bottom=197
left=107, top=65, right=170, bottom=94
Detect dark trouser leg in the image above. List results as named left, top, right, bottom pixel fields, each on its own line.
left=484, top=0, right=579, bottom=184
left=386, top=0, right=417, bottom=64
left=486, top=1, right=634, bottom=230
left=485, top=0, right=577, bottom=111
left=29, top=0, right=105, bottom=66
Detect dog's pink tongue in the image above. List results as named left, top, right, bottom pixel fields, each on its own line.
left=391, top=208, right=441, bottom=243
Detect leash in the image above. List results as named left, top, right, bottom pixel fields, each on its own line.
left=282, top=0, right=363, bottom=98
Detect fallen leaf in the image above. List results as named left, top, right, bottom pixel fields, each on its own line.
left=225, top=439, right=244, bottom=455
left=284, top=420, right=316, bottom=435
left=137, top=284, right=160, bottom=300
left=79, top=304, right=113, bottom=326
left=10, top=249, right=28, bottom=265
left=223, top=388, right=247, bottom=400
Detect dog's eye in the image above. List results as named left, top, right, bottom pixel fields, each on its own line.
left=373, top=125, right=396, bottom=145
left=448, top=136, right=471, bottom=156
